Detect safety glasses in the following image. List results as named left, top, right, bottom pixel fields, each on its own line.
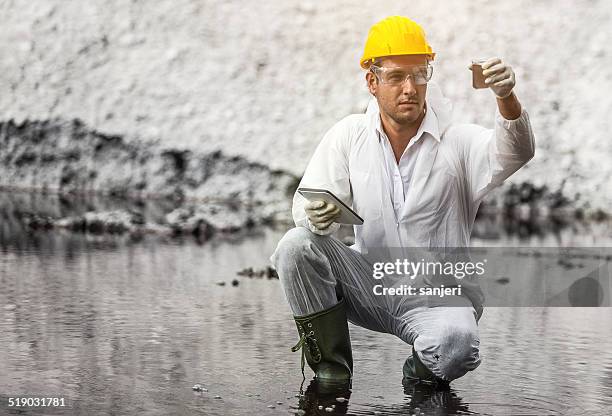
left=370, top=64, right=433, bottom=86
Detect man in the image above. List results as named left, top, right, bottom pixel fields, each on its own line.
left=271, top=16, right=535, bottom=387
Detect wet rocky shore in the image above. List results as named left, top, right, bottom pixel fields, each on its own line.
left=1, top=118, right=608, bottom=244
left=0, top=118, right=297, bottom=237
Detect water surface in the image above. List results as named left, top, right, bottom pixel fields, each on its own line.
left=1, top=194, right=611, bottom=415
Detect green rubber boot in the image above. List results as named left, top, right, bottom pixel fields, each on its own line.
left=402, top=347, right=450, bottom=389
left=291, top=299, right=353, bottom=383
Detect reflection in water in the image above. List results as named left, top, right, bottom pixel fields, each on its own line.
left=298, top=379, right=352, bottom=415
left=1, top=192, right=612, bottom=415
left=402, top=383, right=469, bottom=416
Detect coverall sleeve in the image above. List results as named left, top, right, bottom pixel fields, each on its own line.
left=467, top=107, right=535, bottom=203
left=292, top=118, right=352, bottom=235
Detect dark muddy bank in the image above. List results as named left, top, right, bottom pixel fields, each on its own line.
left=1, top=118, right=608, bottom=243
left=0, top=118, right=297, bottom=223
left=0, top=192, right=289, bottom=251
left=2, top=189, right=610, bottom=256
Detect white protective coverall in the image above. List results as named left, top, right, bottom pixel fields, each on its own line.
left=271, top=82, right=535, bottom=380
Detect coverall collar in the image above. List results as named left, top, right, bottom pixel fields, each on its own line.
left=373, top=101, right=441, bottom=146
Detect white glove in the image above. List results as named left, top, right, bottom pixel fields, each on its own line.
left=482, top=57, right=516, bottom=99
left=304, top=200, right=341, bottom=232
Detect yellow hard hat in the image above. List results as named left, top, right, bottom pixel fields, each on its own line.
left=359, top=16, right=435, bottom=69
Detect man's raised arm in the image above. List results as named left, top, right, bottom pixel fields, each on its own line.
left=467, top=57, right=536, bottom=202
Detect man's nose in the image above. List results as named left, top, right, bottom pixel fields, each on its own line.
left=401, top=76, right=418, bottom=94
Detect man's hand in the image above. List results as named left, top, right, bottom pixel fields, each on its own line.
left=481, top=57, right=516, bottom=99
left=305, top=200, right=341, bottom=230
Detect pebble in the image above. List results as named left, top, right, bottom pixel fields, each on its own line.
left=231, top=279, right=240, bottom=286
left=374, top=412, right=382, bottom=415
left=276, top=401, right=283, bottom=405
left=4, top=304, right=17, bottom=311
left=267, top=404, right=275, bottom=409
left=214, top=395, right=221, bottom=399
left=192, top=384, right=207, bottom=392
left=335, top=397, right=347, bottom=403
left=216, top=281, right=226, bottom=286
left=318, top=405, right=324, bottom=410
left=325, top=407, right=333, bottom=413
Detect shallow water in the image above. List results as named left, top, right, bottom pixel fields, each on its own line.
left=1, top=196, right=612, bottom=415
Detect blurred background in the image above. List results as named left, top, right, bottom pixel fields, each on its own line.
left=1, top=1, right=612, bottom=415
left=1, top=0, right=611, bottom=219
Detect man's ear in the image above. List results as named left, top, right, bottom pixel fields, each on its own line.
left=366, top=71, right=377, bottom=96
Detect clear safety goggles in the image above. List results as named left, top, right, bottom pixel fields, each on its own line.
left=370, top=64, right=433, bottom=86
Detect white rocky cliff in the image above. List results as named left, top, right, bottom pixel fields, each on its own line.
left=1, top=0, right=610, bottom=216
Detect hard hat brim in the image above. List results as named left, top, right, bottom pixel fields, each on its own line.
left=360, top=52, right=436, bottom=69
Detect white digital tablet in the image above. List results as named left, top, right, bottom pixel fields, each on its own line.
left=297, top=187, right=364, bottom=225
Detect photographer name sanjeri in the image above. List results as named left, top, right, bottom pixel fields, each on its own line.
left=373, top=284, right=463, bottom=297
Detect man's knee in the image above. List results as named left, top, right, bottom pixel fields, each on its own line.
left=271, top=227, right=317, bottom=264
left=270, top=227, right=328, bottom=282
left=414, top=316, right=481, bottom=381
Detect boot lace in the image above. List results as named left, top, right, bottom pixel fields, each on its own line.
left=291, top=325, right=321, bottom=381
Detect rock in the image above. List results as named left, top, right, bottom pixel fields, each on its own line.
left=84, top=210, right=133, bottom=234
left=237, top=267, right=254, bottom=277
left=236, top=266, right=278, bottom=279
left=335, top=397, right=347, bottom=403
left=54, top=210, right=136, bottom=234
left=21, top=212, right=54, bottom=230
left=231, top=279, right=240, bottom=287
left=266, top=266, right=278, bottom=279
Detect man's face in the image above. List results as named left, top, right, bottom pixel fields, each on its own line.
left=366, top=55, right=430, bottom=126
